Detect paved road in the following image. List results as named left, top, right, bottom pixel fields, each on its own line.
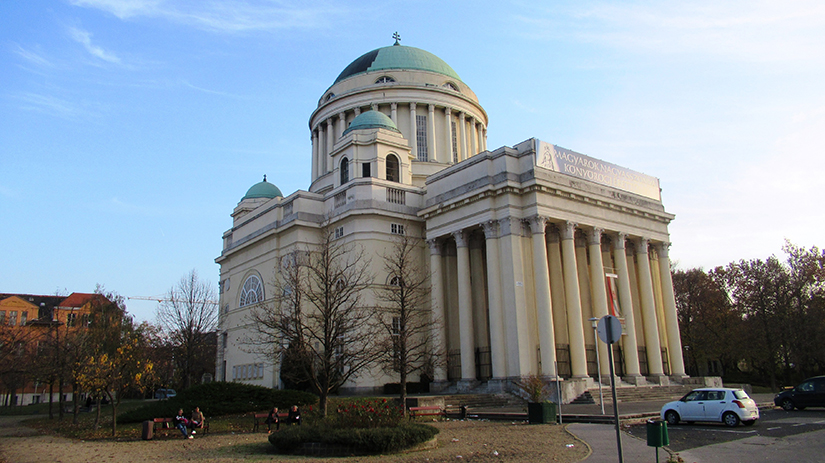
left=621, top=408, right=825, bottom=462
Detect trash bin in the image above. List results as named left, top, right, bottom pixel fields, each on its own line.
left=646, top=419, right=669, bottom=447
left=527, top=402, right=558, bottom=424
left=141, top=420, right=154, bottom=440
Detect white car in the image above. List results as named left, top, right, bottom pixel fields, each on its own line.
left=661, top=388, right=759, bottom=427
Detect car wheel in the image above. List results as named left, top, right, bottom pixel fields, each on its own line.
left=723, top=412, right=740, bottom=427
left=665, top=410, right=680, bottom=425
left=781, top=399, right=795, bottom=411
left=743, top=420, right=757, bottom=426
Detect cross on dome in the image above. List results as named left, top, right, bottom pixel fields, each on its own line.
left=392, top=32, right=400, bottom=46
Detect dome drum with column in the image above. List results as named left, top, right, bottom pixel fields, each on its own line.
left=218, top=38, right=688, bottom=401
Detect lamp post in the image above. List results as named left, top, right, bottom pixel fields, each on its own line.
left=589, top=317, right=604, bottom=415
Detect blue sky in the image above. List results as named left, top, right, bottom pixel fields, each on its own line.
left=2, top=0, right=824, bottom=322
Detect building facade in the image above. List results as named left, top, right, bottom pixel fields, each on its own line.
left=216, top=41, right=686, bottom=399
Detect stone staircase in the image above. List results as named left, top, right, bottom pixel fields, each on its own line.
left=587, top=384, right=693, bottom=404
left=439, top=393, right=526, bottom=410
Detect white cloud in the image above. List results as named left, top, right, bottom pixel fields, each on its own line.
left=516, top=0, right=825, bottom=64
left=12, top=44, right=53, bottom=67
left=68, top=26, right=121, bottom=64
left=14, top=92, right=104, bottom=120
left=69, top=0, right=349, bottom=33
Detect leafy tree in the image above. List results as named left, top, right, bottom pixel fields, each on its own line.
left=374, top=232, right=442, bottom=412
left=156, top=269, right=218, bottom=389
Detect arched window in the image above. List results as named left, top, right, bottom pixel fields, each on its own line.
left=386, top=154, right=399, bottom=182
left=375, top=76, right=395, bottom=84
left=340, top=157, right=349, bottom=184
left=389, top=275, right=402, bottom=287
left=239, top=275, right=263, bottom=307
left=325, top=92, right=335, bottom=101
left=443, top=82, right=459, bottom=91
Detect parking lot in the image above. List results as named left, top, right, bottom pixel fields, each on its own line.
left=626, top=408, right=825, bottom=452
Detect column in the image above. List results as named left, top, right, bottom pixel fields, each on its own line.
left=636, top=238, right=664, bottom=376
left=587, top=228, right=610, bottom=376
left=453, top=230, right=475, bottom=380
left=482, top=221, right=506, bottom=378
left=317, top=124, right=326, bottom=175
left=498, top=218, right=531, bottom=375
left=560, top=221, right=588, bottom=378
left=311, top=129, right=319, bottom=180
left=337, top=112, right=346, bottom=139
left=528, top=216, right=557, bottom=377
left=655, top=242, right=686, bottom=377
left=326, top=119, right=334, bottom=173
left=470, top=119, right=478, bottom=156
left=371, top=103, right=378, bottom=112
left=428, top=104, right=437, bottom=162
left=546, top=229, right=568, bottom=345
left=444, top=108, right=453, bottom=162
left=409, top=103, right=418, bottom=159
left=482, top=127, right=488, bottom=151
left=354, top=107, right=361, bottom=116
left=458, top=112, right=467, bottom=161
left=390, top=103, right=397, bottom=124
left=613, top=233, right=641, bottom=378
left=428, top=239, right=447, bottom=381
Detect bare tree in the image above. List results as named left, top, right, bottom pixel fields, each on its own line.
left=247, top=223, right=380, bottom=416
left=374, top=232, right=442, bottom=412
left=157, top=269, right=218, bottom=390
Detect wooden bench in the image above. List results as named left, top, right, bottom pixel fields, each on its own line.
left=408, top=406, right=446, bottom=420
left=152, top=417, right=209, bottom=437
left=252, top=412, right=289, bottom=432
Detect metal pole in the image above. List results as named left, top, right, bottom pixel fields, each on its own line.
left=590, top=318, right=604, bottom=415
left=608, top=327, right=624, bottom=462
left=555, top=360, right=562, bottom=424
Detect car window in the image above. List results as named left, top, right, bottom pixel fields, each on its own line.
left=798, top=381, right=815, bottom=392
left=684, top=391, right=707, bottom=401
left=815, top=379, right=825, bottom=393
left=733, top=390, right=749, bottom=400
left=708, top=391, right=725, bottom=401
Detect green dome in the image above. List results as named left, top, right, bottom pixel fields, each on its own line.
left=343, top=111, right=401, bottom=135
left=242, top=175, right=282, bottom=200
left=334, top=45, right=461, bottom=84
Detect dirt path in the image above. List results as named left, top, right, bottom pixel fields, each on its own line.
left=0, top=415, right=589, bottom=463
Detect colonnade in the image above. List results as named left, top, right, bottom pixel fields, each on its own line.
left=311, top=102, right=487, bottom=180
left=427, top=216, right=685, bottom=383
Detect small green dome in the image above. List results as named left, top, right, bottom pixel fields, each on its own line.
left=242, top=175, right=282, bottom=200
left=343, top=111, right=401, bottom=135
left=334, top=45, right=461, bottom=84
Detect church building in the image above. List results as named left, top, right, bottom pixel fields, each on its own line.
left=215, top=39, right=686, bottom=400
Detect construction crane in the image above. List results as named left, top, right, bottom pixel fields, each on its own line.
left=128, top=296, right=218, bottom=305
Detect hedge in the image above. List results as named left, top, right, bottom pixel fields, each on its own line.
left=119, top=382, right=317, bottom=423
left=269, top=422, right=438, bottom=454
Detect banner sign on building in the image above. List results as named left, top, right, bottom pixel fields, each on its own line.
left=534, top=140, right=661, bottom=201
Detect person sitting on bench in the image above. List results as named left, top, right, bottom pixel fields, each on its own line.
left=190, top=407, right=205, bottom=434
left=174, top=409, right=192, bottom=439
left=265, top=406, right=280, bottom=433
left=287, top=405, right=301, bottom=425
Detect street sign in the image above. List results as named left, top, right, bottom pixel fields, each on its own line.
left=597, top=315, right=622, bottom=345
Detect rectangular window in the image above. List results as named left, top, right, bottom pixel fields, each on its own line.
left=335, top=226, right=344, bottom=239
left=362, top=162, right=371, bottom=178
left=222, top=333, right=228, bottom=349
left=391, top=223, right=405, bottom=235
left=20, top=311, right=27, bottom=325
left=81, top=314, right=90, bottom=327
left=0, top=311, right=6, bottom=324
left=451, top=121, right=458, bottom=162
left=416, top=115, right=428, bottom=161
left=392, top=316, right=401, bottom=336
left=232, top=366, right=237, bottom=380
left=9, top=311, right=17, bottom=326
left=67, top=313, right=77, bottom=327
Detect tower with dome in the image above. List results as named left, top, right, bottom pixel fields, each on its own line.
left=216, top=39, right=688, bottom=399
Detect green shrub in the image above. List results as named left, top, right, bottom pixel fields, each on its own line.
left=269, top=422, right=437, bottom=454
left=330, top=397, right=404, bottom=429
left=118, top=383, right=317, bottom=423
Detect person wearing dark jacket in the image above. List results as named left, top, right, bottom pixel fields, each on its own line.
left=265, top=407, right=280, bottom=433
left=287, top=405, right=301, bottom=425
